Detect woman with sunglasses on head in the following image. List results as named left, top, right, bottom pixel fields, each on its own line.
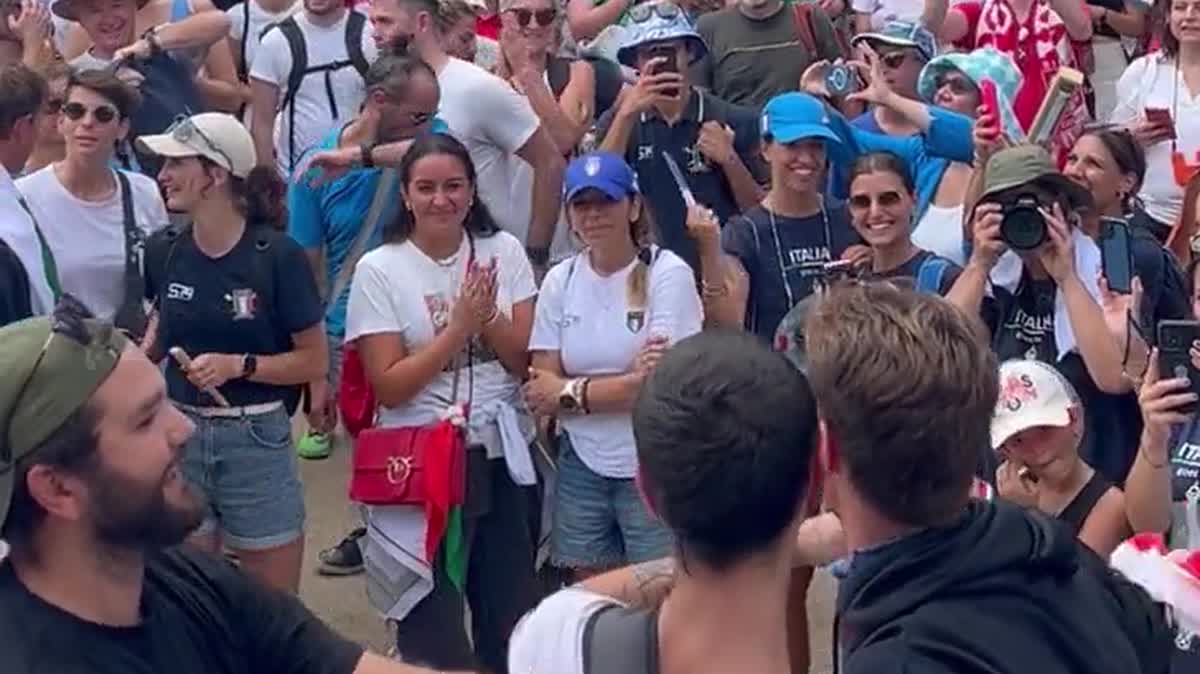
left=495, top=0, right=595, bottom=156
left=137, top=112, right=326, bottom=594
left=525, top=151, right=702, bottom=581
left=1110, top=0, right=1200, bottom=245
left=345, top=132, right=540, bottom=673
left=16, top=68, right=170, bottom=330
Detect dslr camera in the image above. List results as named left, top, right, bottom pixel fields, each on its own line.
left=999, top=193, right=1048, bottom=251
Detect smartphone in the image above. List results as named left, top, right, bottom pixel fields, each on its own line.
left=1145, top=107, right=1177, bottom=139
left=1100, top=217, right=1134, bottom=294
left=1158, top=320, right=1200, bottom=415
left=648, top=45, right=678, bottom=76
left=824, top=64, right=862, bottom=98
left=979, top=78, right=999, bottom=120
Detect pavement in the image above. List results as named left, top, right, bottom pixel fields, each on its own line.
left=296, top=437, right=838, bottom=672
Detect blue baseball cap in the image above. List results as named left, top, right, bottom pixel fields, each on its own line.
left=563, top=152, right=640, bottom=202
left=760, top=93, right=843, bottom=147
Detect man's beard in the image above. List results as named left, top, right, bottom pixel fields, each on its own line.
left=87, top=460, right=206, bottom=549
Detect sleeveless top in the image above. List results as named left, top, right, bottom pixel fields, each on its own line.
left=1056, top=470, right=1112, bottom=534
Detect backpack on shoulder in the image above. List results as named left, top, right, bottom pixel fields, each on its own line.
left=265, top=12, right=371, bottom=172
left=583, top=605, right=658, bottom=674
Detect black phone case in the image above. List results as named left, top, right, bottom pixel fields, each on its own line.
left=1158, top=320, right=1200, bottom=415
left=1100, top=218, right=1133, bottom=294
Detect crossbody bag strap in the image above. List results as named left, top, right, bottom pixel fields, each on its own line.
left=326, top=166, right=397, bottom=309
left=114, top=171, right=148, bottom=336
left=447, top=234, right=478, bottom=417
left=16, top=196, right=62, bottom=300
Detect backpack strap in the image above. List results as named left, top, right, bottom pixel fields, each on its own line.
left=345, top=11, right=370, bottom=76
left=583, top=605, right=657, bottom=674
left=915, top=255, right=951, bottom=295
left=326, top=167, right=397, bottom=310
left=237, top=2, right=252, bottom=83
left=790, top=3, right=819, bottom=57
left=275, top=17, right=308, bottom=172
left=547, top=56, right=571, bottom=99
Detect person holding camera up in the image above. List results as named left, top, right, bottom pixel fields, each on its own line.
left=954, top=145, right=1137, bottom=473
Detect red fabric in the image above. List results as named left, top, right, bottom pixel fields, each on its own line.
left=477, top=14, right=502, bottom=39
left=973, top=0, right=1090, bottom=166
left=951, top=1, right=983, bottom=51
left=337, top=345, right=375, bottom=438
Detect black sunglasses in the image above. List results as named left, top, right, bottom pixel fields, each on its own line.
left=62, top=101, right=118, bottom=124
left=879, top=50, right=910, bottom=69
left=43, top=97, right=63, bottom=114
left=628, top=2, right=680, bottom=22
left=935, top=73, right=976, bottom=96
left=848, top=190, right=904, bottom=210
left=507, top=7, right=556, bottom=26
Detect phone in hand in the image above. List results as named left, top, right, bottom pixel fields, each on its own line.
left=1100, top=216, right=1134, bottom=294
left=1158, top=320, right=1200, bottom=415
left=979, top=78, right=998, bottom=120
left=824, top=63, right=862, bottom=98
left=647, top=44, right=679, bottom=97
left=1145, top=107, right=1177, bottom=139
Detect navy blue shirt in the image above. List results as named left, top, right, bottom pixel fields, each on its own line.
left=595, top=88, right=764, bottom=273
left=721, top=203, right=859, bottom=341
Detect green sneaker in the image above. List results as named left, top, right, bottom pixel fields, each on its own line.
left=297, top=431, right=332, bottom=460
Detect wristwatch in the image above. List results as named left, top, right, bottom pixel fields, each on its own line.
left=558, top=378, right=585, bottom=413
left=241, top=353, right=258, bottom=379
left=361, top=142, right=377, bottom=168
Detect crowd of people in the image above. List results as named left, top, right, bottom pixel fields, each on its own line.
left=2, top=0, right=1200, bottom=670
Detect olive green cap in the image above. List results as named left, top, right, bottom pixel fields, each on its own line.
left=980, top=144, right=1092, bottom=209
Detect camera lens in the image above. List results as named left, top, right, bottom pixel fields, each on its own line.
left=1000, top=199, right=1047, bottom=251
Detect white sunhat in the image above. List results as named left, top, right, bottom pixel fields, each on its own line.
left=135, top=113, right=256, bottom=179
left=990, top=359, right=1076, bottom=450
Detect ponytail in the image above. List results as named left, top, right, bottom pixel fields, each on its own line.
left=235, top=166, right=287, bottom=231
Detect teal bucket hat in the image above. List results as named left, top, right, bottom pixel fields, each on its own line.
left=917, top=47, right=1026, bottom=143
left=615, top=0, right=707, bottom=68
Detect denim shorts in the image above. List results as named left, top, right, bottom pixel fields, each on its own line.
left=551, top=434, right=672, bottom=568
left=180, top=405, right=306, bottom=550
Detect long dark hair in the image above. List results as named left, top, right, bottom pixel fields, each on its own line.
left=1155, top=0, right=1179, bottom=59
left=201, top=160, right=287, bottom=230
left=1078, top=127, right=1146, bottom=214
left=383, top=132, right=501, bottom=243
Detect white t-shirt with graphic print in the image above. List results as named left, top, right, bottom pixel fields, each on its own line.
left=344, top=231, right=536, bottom=454
left=529, top=248, right=703, bottom=479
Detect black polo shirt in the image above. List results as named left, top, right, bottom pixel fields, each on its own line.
left=144, top=224, right=323, bottom=408
left=595, top=88, right=764, bottom=273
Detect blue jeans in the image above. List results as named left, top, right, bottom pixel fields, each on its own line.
left=551, top=434, right=672, bottom=568
left=180, top=405, right=305, bottom=550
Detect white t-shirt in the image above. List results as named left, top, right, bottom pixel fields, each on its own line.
left=0, top=168, right=53, bottom=315
left=508, top=587, right=625, bottom=674
left=529, top=249, right=703, bottom=479
left=436, top=57, right=541, bottom=237
left=851, top=0, right=925, bottom=30
left=1110, top=53, right=1200, bottom=226
left=345, top=231, right=537, bottom=448
left=249, top=9, right=377, bottom=176
left=228, top=0, right=301, bottom=127
left=16, top=167, right=169, bottom=321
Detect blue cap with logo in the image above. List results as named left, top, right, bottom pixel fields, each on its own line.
left=760, top=93, right=843, bottom=147
left=851, top=20, right=937, bottom=62
left=616, top=0, right=708, bottom=68
left=563, top=151, right=640, bottom=202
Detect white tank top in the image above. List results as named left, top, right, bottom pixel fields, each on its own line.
left=912, top=203, right=966, bottom=266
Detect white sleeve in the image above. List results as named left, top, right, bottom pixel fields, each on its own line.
left=528, top=259, right=571, bottom=352
left=359, top=10, right=378, bottom=62
left=850, top=0, right=876, bottom=13
left=226, top=5, right=244, bottom=41
left=129, top=173, right=170, bottom=235
left=249, top=29, right=290, bottom=87
left=1110, top=56, right=1151, bottom=125
left=646, top=252, right=704, bottom=342
left=500, top=233, right=537, bottom=305
left=345, top=257, right=411, bottom=342
left=478, top=73, right=541, bottom=154
left=508, top=588, right=623, bottom=674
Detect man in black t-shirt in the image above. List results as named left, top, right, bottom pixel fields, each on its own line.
left=0, top=300, right=457, bottom=674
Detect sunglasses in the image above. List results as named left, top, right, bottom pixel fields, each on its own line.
left=507, top=7, right=556, bottom=26
left=878, top=50, right=910, bottom=69
left=43, top=97, right=63, bottom=114
left=628, top=1, right=680, bottom=23
left=848, top=191, right=904, bottom=210
left=62, top=101, right=119, bottom=124
left=168, top=115, right=234, bottom=171
left=935, top=74, right=975, bottom=96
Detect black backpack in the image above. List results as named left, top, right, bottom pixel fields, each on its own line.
left=547, top=56, right=623, bottom=121
left=126, top=52, right=205, bottom=176
left=265, top=12, right=371, bottom=172
left=583, top=605, right=658, bottom=674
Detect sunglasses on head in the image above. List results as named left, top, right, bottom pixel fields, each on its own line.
left=848, top=190, right=904, bottom=210
left=628, top=2, right=680, bottom=23
left=62, top=101, right=118, bottom=124
left=168, top=115, right=235, bottom=170
left=507, top=7, right=556, bottom=26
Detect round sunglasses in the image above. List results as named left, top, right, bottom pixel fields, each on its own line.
left=62, top=101, right=119, bottom=124
left=628, top=1, right=680, bottom=23
left=506, top=7, right=556, bottom=27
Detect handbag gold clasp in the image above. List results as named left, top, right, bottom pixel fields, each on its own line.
left=386, top=456, right=413, bottom=485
